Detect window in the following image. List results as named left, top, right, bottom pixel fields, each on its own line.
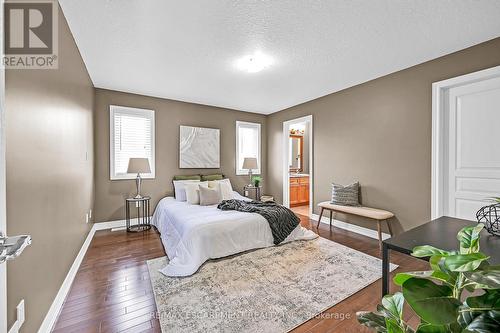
left=110, top=105, right=155, bottom=180
left=236, top=121, right=261, bottom=175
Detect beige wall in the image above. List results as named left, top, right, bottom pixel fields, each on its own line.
left=5, top=7, right=94, bottom=333
left=267, top=37, right=500, bottom=234
left=94, top=89, right=267, bottom=222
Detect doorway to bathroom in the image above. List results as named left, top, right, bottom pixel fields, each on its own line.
left=282, top=115, right=313, bottom=218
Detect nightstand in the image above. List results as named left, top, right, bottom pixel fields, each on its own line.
left=243, top=185, right=261, bottom=201
left=125, top=196, right=151, bottom=232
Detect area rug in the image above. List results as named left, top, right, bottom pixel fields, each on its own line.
left=147, top=237, right=397, bottom=333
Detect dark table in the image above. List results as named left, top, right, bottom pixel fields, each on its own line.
left=125, top=196, right=152, bottom=232
left=382, top=216, right=500, bottom=296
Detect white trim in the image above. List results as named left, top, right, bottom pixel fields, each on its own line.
left=1, top=0, right=7, bottom=330
left=37, top=219, right=128, bottom=333
left=235, top=121, right=262, bottom=176
left=8, top=321, right=18, bottom=333
left=109, top=105, right=156, bottom=181
left=312, top=214, right=391, bottom=241
left=7, top=301, right=23, bottom=333
left=431, top=65, right=500, bottom=219
left=282, top=115, right=313, bottom=217
left=0, top=0, right=6, bottom=330
left=93, top=219, right=127, bottom=231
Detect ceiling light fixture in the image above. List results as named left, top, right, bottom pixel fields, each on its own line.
left=235, top=51, right=273, bottom=73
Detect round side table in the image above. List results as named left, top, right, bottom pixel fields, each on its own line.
left=243, top=185, right=261, bottom=201
left=125, top=196, right=152, bottom=232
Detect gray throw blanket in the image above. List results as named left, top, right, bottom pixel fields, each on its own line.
left=217, top=199, right=300, bottom=245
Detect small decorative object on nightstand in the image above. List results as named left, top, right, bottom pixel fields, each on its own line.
left=125, top=196, right=151, bottom=232
left=244, top=185, right=261, bottom=201
left=127, top=157, right=151, bottom=199
left=260, top=195, right=274, bottom=203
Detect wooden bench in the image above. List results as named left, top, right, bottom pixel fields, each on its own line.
left=316, top=201, right=394, bottom=249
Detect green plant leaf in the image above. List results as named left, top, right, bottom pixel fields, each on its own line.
left=412, top=246, right=450, bottom=258
left=394, top=271, right=451, bottom=286
left=457, top=224, right=484, bottom=254
left=464, top=311, right=500, bottom=332
left=428, top=255, right=459, bottom=285
left=415, top=323, right=448, bottom=333
left=382, top=292, right=405, bottom=320
left=385, top=318, right=405, bottom=333
left=357, top=311, right=388, bottom=332
left=402, top=278, right=460, bottom=325
left=377, top=304, right=392, bottom=318
left=458, top=304, right=477, bottom=329
left=465, top=290, right=500, bottom=310
left=464, top=271, right=500, bottom=289
left=429, top=255, right=443, bottom=271
left=444, top=253, right=489, bottom=272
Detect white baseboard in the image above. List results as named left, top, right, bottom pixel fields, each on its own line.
left=37, top=218, right=128, bottom=333
left=311, top=213, right=391, bottom=241
left=94, top=219, right=127, bottom=231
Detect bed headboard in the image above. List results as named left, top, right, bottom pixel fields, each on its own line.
left=172, top=174, right=225, bottom=181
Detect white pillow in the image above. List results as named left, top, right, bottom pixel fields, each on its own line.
left=218, top=181, right=234, bottom=200
left=185, top=182, right=208, bottom=205
left=207, top=178, right=233, bottom=190
left=218, top=178, right=233, bottom=191
left=199, top=186, right=222, bottom=206
left=207, top=178, right=234, bottom=200
left=173, top=180, right=200, bottom=201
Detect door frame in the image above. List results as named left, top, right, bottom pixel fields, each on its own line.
left=1, top=0, right=7, bottom=331
left=431, top=65, right=500, bottom=219
left=282, top=115, right=313, bottom=216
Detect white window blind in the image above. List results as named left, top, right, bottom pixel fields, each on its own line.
left=110, top=105, right=155, bottom=180
left=236, top=121, right=261, bottom=175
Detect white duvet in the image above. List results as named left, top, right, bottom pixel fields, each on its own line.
left=151, top=192, right=318, bottom=276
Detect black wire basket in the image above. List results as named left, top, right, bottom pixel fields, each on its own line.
left=476, top=203, right=500, bottom=236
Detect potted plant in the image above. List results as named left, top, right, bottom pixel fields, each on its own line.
left=357, top=224, right=500, bottom=332
left=252, top=175, right=262, bottom=187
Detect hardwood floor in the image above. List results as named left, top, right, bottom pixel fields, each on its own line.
left=291, top=204, right=310, bottom=216
left=53, top=216, right=427, bottom=333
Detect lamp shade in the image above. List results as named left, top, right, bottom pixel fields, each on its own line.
left=242, top=157, right=258, bottom=170
left=127, top=158, right=151, bottom=174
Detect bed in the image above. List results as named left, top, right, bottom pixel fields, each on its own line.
left=151, top=191, right=317, bottom=277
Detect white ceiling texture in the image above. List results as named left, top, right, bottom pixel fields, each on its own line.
left=59, top=0, right=500, bottom=114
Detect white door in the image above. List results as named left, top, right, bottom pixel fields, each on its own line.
left=444, top=76, right=500, bottom=220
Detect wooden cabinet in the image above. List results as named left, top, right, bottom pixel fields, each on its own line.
left=290, top=176, right=309, bottom=206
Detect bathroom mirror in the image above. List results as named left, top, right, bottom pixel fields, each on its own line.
left=289, top=135, right=303, bottom=172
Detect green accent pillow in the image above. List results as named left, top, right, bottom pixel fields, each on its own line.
left=201, top=174, right=224, bottom=181
left=173, top=175, right=201, bottom=181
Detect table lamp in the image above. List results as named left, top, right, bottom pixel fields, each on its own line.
left=242, top=157, right=258, bottom=186
left=127, top=158, right=151, bottom=198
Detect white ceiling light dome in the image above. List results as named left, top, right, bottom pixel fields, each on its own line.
left=235, top=51, right=274, bottom=73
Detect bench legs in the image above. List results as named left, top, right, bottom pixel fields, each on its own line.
left=316, top=208, right=334, bottom=230
left=317, top=206, right=393, bottom=249
left=377, top=220, right=383, bottom=250
left=316, top=207, right=324, bottom=229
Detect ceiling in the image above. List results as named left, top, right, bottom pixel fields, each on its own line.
left=59, top=0, right=500, bottom=114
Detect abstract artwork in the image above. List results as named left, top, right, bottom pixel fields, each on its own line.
left=179, top=126, right=220, bottom=168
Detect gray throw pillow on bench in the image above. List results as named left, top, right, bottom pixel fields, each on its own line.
left=331, top=182, right=360, bottom=206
